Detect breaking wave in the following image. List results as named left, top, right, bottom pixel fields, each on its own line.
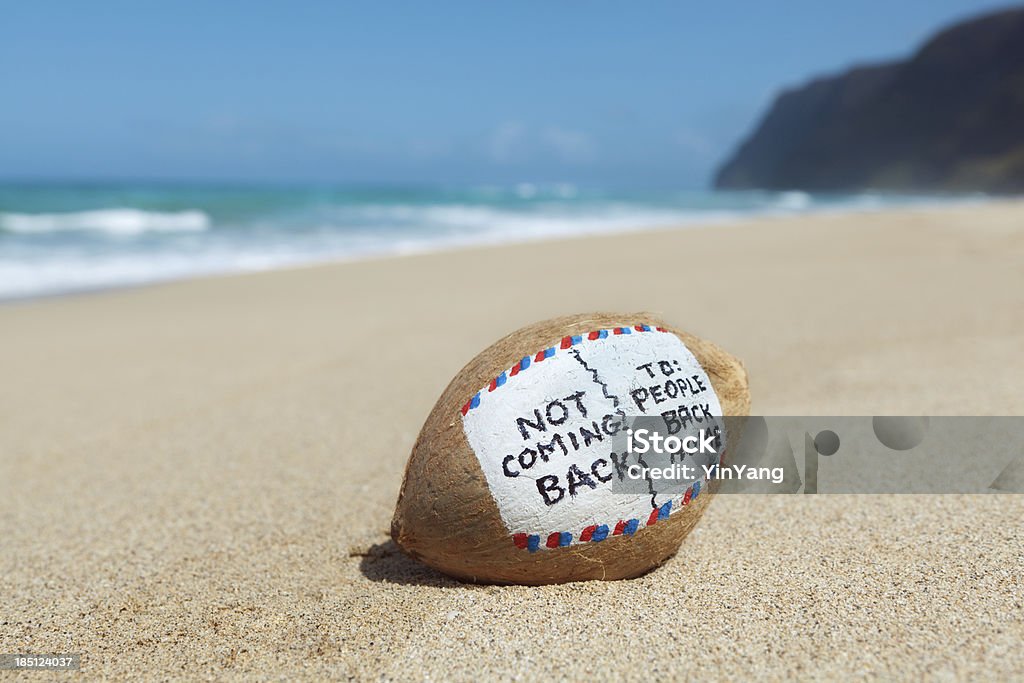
left=0, top=186, right=982, bottom=299
left=0, top=208, right=211, bottom=235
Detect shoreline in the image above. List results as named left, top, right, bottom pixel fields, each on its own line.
left=0, top=195, right=1005, bottom=306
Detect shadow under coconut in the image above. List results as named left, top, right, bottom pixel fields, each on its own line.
left=355, top=540, right=463, bottom=587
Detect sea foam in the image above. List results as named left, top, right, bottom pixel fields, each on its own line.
left=0, top=208, right=211, bottom=235
left=0, top=186, right=979, bottom=300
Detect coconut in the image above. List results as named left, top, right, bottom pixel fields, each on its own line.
left=391, top=313, right=750, bottom=584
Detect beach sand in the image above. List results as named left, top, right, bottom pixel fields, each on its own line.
left=2, top=202, right=1022, bottom=680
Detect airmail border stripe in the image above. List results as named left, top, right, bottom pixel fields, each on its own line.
left=460, top=325, right=667, bottom=416
left=510, top=481, right=704, bottom=552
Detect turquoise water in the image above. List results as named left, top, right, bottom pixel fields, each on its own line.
left=0, top=183, right=977, bottom=299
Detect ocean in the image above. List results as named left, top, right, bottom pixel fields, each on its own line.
left=0, top=183, right=976, bottom=300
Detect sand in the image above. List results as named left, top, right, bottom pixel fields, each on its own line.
left=1, top=201, right=1022, bottom=680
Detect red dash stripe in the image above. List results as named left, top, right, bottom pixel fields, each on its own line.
left=656, top=326, right=666, bottom=332
left=509, top=364, right=519, bottom=377
left=588, top=330, right=600, bottom=340
left=513, top=533, right=528, bottom=549
left=683, top=488, right=692, bottom=505
left=613, top=520, right=626, bottom=535
left=560, top=335, right=573, bottom=349
left=461, top=400, right=472, bottom=416
left=613, top=328, right=624, bottom=335
left=580, top=525, right=596, bottom=542
left=546, top=532, right=561, bottom=548
left=489, top=377, right=498, bottom=392
left=535, top=351, right=546, bottom=362
left=647, top=509, right=660, bottom=526
left=634, top=325, right=645, bottom=331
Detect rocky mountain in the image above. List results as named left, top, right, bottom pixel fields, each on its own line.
left=714, top=8, right=1024, bottom=193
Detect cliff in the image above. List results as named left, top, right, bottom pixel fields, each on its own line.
left=714, top=8, right=1024, bottom=193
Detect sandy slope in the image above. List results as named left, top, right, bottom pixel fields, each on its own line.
left=1, top=202, right=1022, bottom=679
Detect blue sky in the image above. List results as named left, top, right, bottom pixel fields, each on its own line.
left=0, top=1, right=1011, bottom=187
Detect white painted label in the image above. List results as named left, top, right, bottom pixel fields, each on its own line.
left=461, top=329, right=723, bottom=537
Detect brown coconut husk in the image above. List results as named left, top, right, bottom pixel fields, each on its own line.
left=391, top=312, right=750, bottom=585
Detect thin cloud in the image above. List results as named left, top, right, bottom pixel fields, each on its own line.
left=488, top=121, right=529, bottom=164
left=487, top=122, right=596, bottom=165
left=541, top=126, right=596, bottom=164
